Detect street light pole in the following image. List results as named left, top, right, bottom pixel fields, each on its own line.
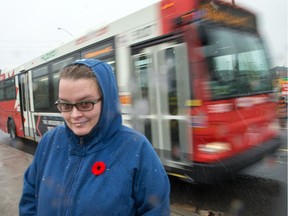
left=57, top=27, right=73, bottom=36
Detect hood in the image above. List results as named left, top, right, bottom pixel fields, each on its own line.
left=69, top=59, right=122, bottom=145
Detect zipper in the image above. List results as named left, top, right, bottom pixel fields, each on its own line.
left=64, top=156, right=84, bottom=216
left=79, top=137, right=84, bottom=145
left=64, top=137, right=84, bottom=215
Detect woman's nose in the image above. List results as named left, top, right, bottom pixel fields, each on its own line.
left=70, top=106, right=83, bottom=117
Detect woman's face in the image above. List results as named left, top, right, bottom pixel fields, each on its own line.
left=58, top=78, right=102, bottom=136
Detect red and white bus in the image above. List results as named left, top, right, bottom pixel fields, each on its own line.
left=0, top=0, right=282, bottom=183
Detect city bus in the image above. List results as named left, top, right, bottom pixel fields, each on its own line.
left=0, top=0, right=282, bottom=183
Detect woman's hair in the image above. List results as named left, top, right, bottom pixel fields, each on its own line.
left=59, top=64, right=102, bottom=96
left=59, top=64, right=96, bottom=80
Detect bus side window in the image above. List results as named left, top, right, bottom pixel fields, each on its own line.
left=51, top=55, right=79, bottom=108
left=0, top=87, right=3, bottom=100
left=32, top=66, right=49, bottom=111
left=0, top=78, right=16, bottom=101
left=165, top=47, right=178, bottom=115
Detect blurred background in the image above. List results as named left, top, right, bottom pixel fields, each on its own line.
left=0, top=0, right=287, bottom=71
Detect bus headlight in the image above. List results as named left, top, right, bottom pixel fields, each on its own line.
left=198, top=142, right=231, bottom=154
left=268, top=120, right=280, bottom=134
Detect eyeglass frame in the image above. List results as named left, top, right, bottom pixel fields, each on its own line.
left=55, top=97, right=102, bottom=112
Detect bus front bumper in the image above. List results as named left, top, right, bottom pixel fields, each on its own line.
left=157, top=135, right=283, bottom=184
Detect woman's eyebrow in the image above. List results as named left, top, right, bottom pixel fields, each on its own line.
left=58, top=96, right=96, bottom=103
left=57, top=98, right=70, bottom=103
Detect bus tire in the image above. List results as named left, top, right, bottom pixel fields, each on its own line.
left=8, top=120, right=17, bottom=140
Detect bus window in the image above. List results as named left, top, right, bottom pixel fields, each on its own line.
left=132, top=52, right=155, bottom=143
left=170, top=119, right=180, bottom=158
left=0, top=77, right=16, bottom=101
left=237, top=38, right=271, bottom=93
left=102, top=57, right=116, bottom=75
left=158, top=43, right=191, bottom=156
left=204, top=26, right=273, bottom=99
left=20, top=76, right=27, bottom=111
left=52, top=73, right=59, bottom=109
left=132, top=53, right=157, bottom=114
left=51, top=55, right=79, bottom=105
left=32, top=66, right=49, bottom=110
left=165, top=47, right=178, bottom=115
left=137, top=54, right=150, bottom=100
left=0, top=87, right=3, bottom=101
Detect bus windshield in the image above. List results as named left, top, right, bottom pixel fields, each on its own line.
left=204, top=26, right=273, bottom=100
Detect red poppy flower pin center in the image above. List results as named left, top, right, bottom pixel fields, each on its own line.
left=92, top=161, right=106, bottom=176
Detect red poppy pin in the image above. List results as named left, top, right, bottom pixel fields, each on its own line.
left=92, top=161, right=106, bottom=176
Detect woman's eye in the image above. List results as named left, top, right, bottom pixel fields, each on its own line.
left=79, top=102, right=90, bottom=107
left=63, top=104, right=72, bottom=109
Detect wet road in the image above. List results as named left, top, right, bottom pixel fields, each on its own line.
left=170, top=128, right=287, bottom=216
left=0, top=128, right=287, bottom=216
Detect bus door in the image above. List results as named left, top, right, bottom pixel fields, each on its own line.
left=18, top=72, right=34, bottom=139
left=131, top=42, right=192, bottom=163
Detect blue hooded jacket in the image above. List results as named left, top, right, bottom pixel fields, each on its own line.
left=19, top=59, right=170, bottom=215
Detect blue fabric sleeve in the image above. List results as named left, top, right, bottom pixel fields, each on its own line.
left=133, top=140, right=170, bottom=215
left=19, top=134, right=48, bottom=215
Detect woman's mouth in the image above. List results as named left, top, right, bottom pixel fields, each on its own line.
left=74, top=121, right=87, bottom=127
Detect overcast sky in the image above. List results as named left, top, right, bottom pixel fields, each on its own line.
left=0, top=0, right=287, bottom=71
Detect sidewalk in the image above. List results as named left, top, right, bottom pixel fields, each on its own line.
left=0, top=143, right=32, bottom=216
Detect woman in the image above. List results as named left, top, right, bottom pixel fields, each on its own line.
left=19, top=59, right=170, bottom=215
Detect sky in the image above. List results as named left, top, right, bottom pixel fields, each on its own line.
left=0, top=0, right=287, bottom=71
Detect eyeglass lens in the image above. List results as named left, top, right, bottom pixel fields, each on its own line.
left=57, top=102, right=94, bottom=112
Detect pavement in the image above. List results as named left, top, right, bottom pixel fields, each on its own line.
left=0, top=142, right=33, bottom=216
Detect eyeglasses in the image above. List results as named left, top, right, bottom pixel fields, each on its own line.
left=55, top=98, right=102, bottom=112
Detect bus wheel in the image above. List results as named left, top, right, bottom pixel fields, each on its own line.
left=8, top=120, right=17, bottom=140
